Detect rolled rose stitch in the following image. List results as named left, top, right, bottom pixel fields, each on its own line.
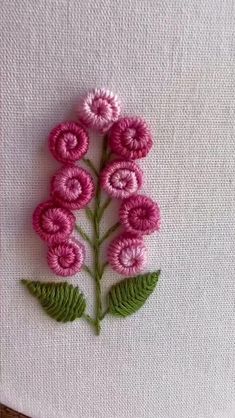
left=119, top=194, right=161, bottom=236
left=109, top=117, right=153, bottom=160
left=47, top=240, right=85, bottom=277
left=108, top=233, right=147, bottom=276
left=77, top=88, right=121, bottom=133
left=29, top=87, right=161, bottom=335
left=33, top=201, right=75, bottom=245
left=100, top=159, right=143, bottom=199
left=49, top=121, right=89, bottom=164
left=51, top=165, right=95, bottom=210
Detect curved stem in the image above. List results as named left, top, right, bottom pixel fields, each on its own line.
left=82, top=158, right=99, bottom=177
left=98, top=197, right=111, bottom=220
left=83, top=264, right=95, bottom=279
left=99, top=222, right=120, bottom=245
left=75, top=224, right=93, bottom=248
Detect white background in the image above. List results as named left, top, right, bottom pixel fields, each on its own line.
left=1, top=1, right=235, bottom=417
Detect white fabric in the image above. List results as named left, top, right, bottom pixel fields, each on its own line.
left=1, top=1, right=235, bottom=417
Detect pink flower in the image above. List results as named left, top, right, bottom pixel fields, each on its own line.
left=100, top=160, right=143, bottom=199
left=51, top=166, right=94, bottom=210
left=108, top=233, right=147, bottom=276
left=47, top=240, right=85, bottom=277
left=48, top=121, right=89, bottom=164
left=33, top=201, right=75, bottom=244
left=77, top=88, right=121, bottom=133
left=109, top=117, right=153, bottom=160
left=119, top=195, right=160, bottom=235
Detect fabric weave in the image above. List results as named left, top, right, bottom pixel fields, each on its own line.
left=1, top=1, right=235, bottom=417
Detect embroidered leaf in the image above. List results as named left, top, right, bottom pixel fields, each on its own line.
left=108, top=271, right=160, bottom=317
left=22, top=280, right=86, bottom=322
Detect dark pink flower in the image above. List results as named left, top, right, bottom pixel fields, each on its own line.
left=77, top=88, right=121, bottom=133
left=33, top=201, right=75, bottom=244
left=109, top=117, right=153, bottom=159
left=100, top=160, right=143, bottom=199
left=51, top=166, right=94, bottom=210
left=49, top=121, right=89, bottom=164
left=47, top=240, right=85, bottom=277
left=119, top=195, right=160, bottom=235
left=108, top=233, right=147, bottom=276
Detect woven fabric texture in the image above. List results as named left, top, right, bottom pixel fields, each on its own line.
left=1, top=1, right=235, bottom=417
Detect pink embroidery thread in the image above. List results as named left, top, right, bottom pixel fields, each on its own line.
left=109, top=117, right=153, bottom=160
left=108, top=233, right=147, bottom=276
left=47, top=240, right=85, bottom=277
left=32, top=201, right=75, bottom=244
left=51, top=165, right=95, bottom=210
left=77, top=88, right=121, bottom=133
left=27, top=88, right=161, bottom=334
left=49, top=121, right=89, bottom=164
left=100, top=159, right=143, bottom=199
left=119, top=195, right=161, bottom=236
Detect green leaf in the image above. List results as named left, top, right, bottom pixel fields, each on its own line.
left=22, top=280, right=86, bottom=322
left=108, top=271, right=160, bottom=317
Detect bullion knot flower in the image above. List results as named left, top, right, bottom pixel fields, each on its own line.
left=51, top=165, right=95, bottom=210
left=100, top=160, right=143, bottom=199
left=32, top=201, right=75, bottom=244
left=109, top=117, right=153, bottom=160
left=119, top=195, right=160, bottom=235
left=47, top=240, right=85, bottom=277
left=49, top=121, right=89, bottom=164
left=78, top=88, right=121, bottom=133
left=107, top=233, right=147, bottom=276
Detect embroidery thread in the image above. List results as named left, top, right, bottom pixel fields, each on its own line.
left=22, top=88, right=161, bottom=335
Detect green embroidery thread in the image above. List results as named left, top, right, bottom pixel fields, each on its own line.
left=108, top=271, right=160, bottom=317
left=21, top=281, right=86, bottom=322
left=23, top=89, right=162, bottom=335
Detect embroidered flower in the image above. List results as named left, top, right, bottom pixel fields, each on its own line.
left=108, top=233, right=147, bottom=276
left=119, top=195, right=160, bottom=235
left=47, top=240, right=85, bottom=277
left=33, top=201, right=75, bottom=244
left=100, top=160, right=143, bottom=199
left=109, top=117, right=153, bottom=160
left=48, top=122, right=89, bottom=164
left=78, top=88, right=121, bottom=133
left=51, top=166, right=94, bottom=210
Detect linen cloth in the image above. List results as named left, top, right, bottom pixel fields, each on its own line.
left=1, top=1, right=235, bottom=417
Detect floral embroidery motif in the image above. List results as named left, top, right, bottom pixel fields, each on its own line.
left=51, top=165, right=95, bottom=210
left=100, top=160, right=143, bottom=199
left=22, top=88, right=161, bottom=335
left=49, top=121, right=89, bottom=164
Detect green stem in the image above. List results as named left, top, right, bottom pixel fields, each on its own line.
left=82, top=158, right=99, bottom=177
left=75, top=224, right=93, bottom=248
left=98, top=197, right=111, bottom=220
left=99, top=222, right=120, bottom=245
left=92, top=135, right=110, bottom=335
left=83, top=313, right=96, bottom=327
left=83, top=264, right=95, bottom=279
left=99, top=308, right=109, bottom=320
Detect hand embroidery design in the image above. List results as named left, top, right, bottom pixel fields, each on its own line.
left=22, top=88, right=161, bottom=335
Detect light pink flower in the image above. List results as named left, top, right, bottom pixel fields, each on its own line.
left=77, top=88, right=121, bottom=133
left=109, top=117, right=153, bottom=160
left=119, top=195, right=160, bottom=235
left=47, top=240, right=85, bottom=277
left=100, top=160, right=143, bottom=199
left=51, top=166, right=94, bottom=210
left=32, top=201, right=75, bottom=244
left=108, top=233, right=147, bottom=276
left=49, top=121, right=89, bottom=164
